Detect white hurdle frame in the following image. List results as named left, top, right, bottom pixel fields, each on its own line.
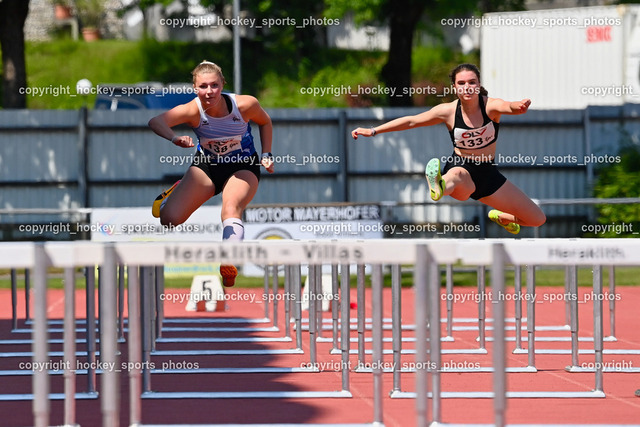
left=8, top=238, right=640, bottom=426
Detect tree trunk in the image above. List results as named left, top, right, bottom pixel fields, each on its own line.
left=381, top=1, right=426, bottom=106
left=0, top=0, right=30, bottom=109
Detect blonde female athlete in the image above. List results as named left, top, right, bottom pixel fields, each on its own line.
left=149, top=61, right=274, bottom=286
left=351, top=63, right=545, bottom=234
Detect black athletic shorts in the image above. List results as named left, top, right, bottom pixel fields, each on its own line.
left=190, top=151, right=261, bottom=196
left=442, top=153, right=507, bottom=200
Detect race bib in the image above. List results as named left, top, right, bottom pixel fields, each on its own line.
left=453, top=122, right=496, bottom=150
left=200, top=135, right=242, bottom=155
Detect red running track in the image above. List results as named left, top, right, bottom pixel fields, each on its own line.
left=0, top=284, right=639, bottom=426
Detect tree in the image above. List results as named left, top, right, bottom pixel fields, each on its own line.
left=125, top=0, right=323, bottom=92
left=0, top=0, right=30, bottom=109
left=325, top=0, right=524, bottom=106
left=591, top=133, right=640, bottom=238
left=380, top=0, right=427, bottom=106
left=242, top=0, right=325, bottom=58
left=130, top=0, right=322, bottom=65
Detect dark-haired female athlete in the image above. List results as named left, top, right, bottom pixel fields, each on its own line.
left=352, top=63, right=545, bottom=234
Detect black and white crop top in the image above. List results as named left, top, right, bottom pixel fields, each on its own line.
left=448, top=95, right=499, bottom=150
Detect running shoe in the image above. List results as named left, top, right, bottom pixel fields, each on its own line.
left=220, top=264, right=238, bottom=288
left=152, top=181, right=180, bottom=218
left=425, top=158, right=445, bottom=201
left=488, top=209, right=520, bottom=235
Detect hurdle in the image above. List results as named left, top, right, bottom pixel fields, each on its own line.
left=141, top=262, right=314, bottom=389
left=410, top=239, right=640, bottom=426
left=7, top=242, right=104, bottom=427
left=134, top=242, right=366, bottom=406
left=16, top=239, right=411, bottom=425
left=388, top=238, right=640, bottom=426
left=120, top=241, right=416, bottom=419
left=439, top=261, right=625, bottom=375
left=150, top=259, right=320, bottom=386
left=152, top=237, right=639, bottom=422
left=330, top=261, right=488, bottom=369
left=7, top=238, right=640, bottom=426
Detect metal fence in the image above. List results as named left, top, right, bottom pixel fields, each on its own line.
left=1, top=104, right=639, bottom=236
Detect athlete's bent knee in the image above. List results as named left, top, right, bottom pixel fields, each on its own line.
left=524, top=210, right=546, bottom=228
left=445, top=167, right=469, bottom=183
left=160, top=210, right=187, bottom=227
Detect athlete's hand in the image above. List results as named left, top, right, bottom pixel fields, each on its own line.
left=511, top=99, right=531, bottom=114
left=261, top=156, right=274, bottom=173
left=351, top=127, right=376, bottom=140
left=171, top=135, right=194, bottom=148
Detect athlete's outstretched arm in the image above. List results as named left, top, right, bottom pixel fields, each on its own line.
left=148, top=102, right=199, bottom=148
left=487, top=98, right=531, bottom=117
left=351, top=103, right=451, bottom=139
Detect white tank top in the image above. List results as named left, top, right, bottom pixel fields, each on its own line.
left=193, top=93, right=256, bottom=160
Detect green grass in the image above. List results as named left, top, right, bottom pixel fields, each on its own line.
left=2, top=265, right=638, bottom=289
left=435, top=265, right=640, bottom=288
left=25, top=40, right=146, bottom=109
left=11, top=39, right=478, bottom=110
